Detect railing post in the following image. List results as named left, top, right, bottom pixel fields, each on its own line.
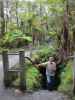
left=2, top=50, right=9, bottom=87
left=19, top=50, right=26, bottom=91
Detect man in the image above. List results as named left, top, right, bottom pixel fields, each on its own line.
left=36, top=57, right=56, bottom=90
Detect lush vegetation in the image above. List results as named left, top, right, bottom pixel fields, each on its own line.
left=0, top=31, right=32, bottom=48
left=58, top=60, right=75, bottom=100
left=0, top=0, right=75, bottom=98
left=58, top=60, right=73, bottom=92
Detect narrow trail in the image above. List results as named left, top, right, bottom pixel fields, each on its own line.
left=0, top=89, right=71, bottom=100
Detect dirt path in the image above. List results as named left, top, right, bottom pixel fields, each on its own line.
left=0, top=89, right=71, bottom=100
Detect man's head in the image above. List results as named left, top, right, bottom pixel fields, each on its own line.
left=49, top=57, right=54, bottom=62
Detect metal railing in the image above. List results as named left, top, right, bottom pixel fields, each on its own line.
left=2, top=50, right=26, bottom=91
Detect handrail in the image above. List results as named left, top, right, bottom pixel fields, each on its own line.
left=24, top=56, right=34, bottom=65
left=24, top=56, right=38, bottom=68
left=0, top=52, right=19, bottom=55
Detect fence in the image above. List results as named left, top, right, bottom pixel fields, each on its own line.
left=2, top=50, right=27, bottom=91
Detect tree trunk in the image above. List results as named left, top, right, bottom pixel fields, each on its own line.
left=62, top=0, right=69, bottom=57
left=15, top=0, right=19, bottom=28
left=5, top=0, right=9, bottom=33
left=0, top=1, right=5, bottom=37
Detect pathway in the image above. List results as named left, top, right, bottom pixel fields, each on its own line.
left=0, top=89, right=71, bottom=100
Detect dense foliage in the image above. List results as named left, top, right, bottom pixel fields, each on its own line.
left=58, top=60, right=73, bottom=93
left=32, top=45, right=56, bottom=63
left=0, top=0, right=65, bottom=48
left=0, top=0, right=75, bottom=98
left=0, top=31, right=32, bottom=48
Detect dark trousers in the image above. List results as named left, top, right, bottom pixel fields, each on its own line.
left=47, top=76, right=55, bottom=90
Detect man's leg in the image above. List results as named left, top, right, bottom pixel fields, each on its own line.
left=46, top=75, right=55, bottom=91
left=46, top=75, right=52, bottom=90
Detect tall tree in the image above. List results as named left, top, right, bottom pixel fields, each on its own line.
left=15, top=0, right=19, bottom=28
left=62, top=0, right=69, bottom=57
left=5, top=0, right=9, bottom=33
left=0, top=1, right=5, bottom=37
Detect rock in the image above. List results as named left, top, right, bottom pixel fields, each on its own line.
left=14, top=89, right=24, bottom=96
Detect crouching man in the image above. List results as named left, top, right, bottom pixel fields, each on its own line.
left=36, top=57, right=56, bottom=91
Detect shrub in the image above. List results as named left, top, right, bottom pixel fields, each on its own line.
left=26, top=64, right=41, bottom=90
left=12, top=63, right=42, bottom=90
left=58, top=60, right=73, bottom=93
left=32, top=45, right=56, bottom=63
left=0, top=31, right=32, bottom=48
